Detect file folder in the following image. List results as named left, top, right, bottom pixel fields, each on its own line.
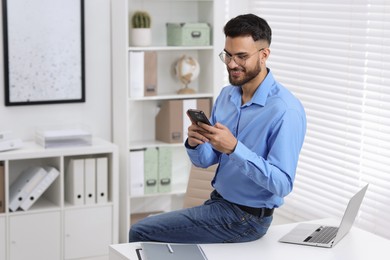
left=129, top=149, right=145, bottom=197
left=141, top=243, right=207, bottom=260
left=96, top=157, right=108, bottom=203
left=65, top=158, right=85, bottom=205
left=144, top=51, right=158, bottom=96
left=84, top=158, right=96, bottom=204
left=158, top=147, right=172, bottom=193
left=144, top=148, right=158, bottom=194
left=156, top=98, right=211, bottom=143
left=19, top=166, right=60, bottom=211
left=0, top=163, right=4, bottom=213
left=9, top=166, right=47, bottom=211
left=155, top=100, right=183, bottom=143
left=129, top=51, right=145, bottom=98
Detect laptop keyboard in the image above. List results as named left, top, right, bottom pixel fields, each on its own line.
left=304, top=226, right=338, bottom=244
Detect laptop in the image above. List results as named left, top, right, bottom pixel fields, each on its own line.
left=279, top=183, right=368, bottom=248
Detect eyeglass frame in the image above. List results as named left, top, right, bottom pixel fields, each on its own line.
left=219, top=48, right=265, bottom=66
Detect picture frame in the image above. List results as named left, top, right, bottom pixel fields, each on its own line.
left=2, top=0, right=85, bottom=106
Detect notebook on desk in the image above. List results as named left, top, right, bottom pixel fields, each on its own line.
left=137, top=242, right=207, bottom=260
left=279, top=183, right=368, bottom=248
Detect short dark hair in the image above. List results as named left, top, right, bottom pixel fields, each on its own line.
left=223, top=14, right=272, bottom=46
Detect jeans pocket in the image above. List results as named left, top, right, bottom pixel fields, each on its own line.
left=224, top=214, right=273, bottom=243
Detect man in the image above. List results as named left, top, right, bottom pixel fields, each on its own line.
left=129, top=13, right=306, bottom=243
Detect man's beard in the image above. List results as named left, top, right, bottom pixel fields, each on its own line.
left=228, top=62, right=261, bottom=86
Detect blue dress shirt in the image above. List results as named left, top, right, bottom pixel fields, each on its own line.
left=186, top=69, right=306, bottom=208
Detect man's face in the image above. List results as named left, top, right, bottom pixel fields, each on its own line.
left=223, top=36, right=263, bottom=86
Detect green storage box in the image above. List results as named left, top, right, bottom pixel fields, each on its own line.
left=167, top=23, right=211, bottom=46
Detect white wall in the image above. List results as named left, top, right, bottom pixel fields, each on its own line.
left=227, top=0, right=249, bottom=18
left=0, top=0, right=112, bottom=141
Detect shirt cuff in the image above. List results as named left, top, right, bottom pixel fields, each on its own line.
left=185, top=139, right=198, bottom=149
left=228, top=141, right=247, bottom=164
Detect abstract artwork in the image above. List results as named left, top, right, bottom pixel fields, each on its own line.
left=2, top=0, right=85, bottom=105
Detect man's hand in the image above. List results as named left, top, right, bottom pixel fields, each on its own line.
left=187, top=121, right=210, bottom=147
left=187, top=121, right=237, bottom=154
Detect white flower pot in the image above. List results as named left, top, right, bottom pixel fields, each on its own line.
left=130, top=28, right=152, bottom=46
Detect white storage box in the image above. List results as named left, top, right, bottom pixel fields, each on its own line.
left=167, top=23, right=211, bottom=46
left=35, top=125, right=92, bottom=148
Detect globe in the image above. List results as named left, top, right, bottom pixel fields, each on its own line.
left=174, top=55, right=200, bottom=94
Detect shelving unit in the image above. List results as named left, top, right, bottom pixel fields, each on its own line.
left=0, top=138, right=118, bottom=260
left=111, top=0, right=226, bottom=242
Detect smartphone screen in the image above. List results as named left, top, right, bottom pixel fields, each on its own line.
left=186, top=109, right=212, bottom=126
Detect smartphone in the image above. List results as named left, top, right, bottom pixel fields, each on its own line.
left=186, top=109, right=212, bottom=126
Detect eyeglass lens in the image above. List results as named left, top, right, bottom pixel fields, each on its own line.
left=219, top=49, right=264, bottom=66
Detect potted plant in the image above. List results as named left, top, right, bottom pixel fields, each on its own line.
left=130, top=11, right=152, bottom=46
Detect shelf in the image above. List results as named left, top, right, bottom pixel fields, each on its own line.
left=129, top=92, right=213, bottom=101
left=111, top=0, right=225, bottom=243
left=0, top=137, right=118, bottom=259
left=0, top=138, right=116, bottom=160
left=64, top=201, right=114, bottom=209
left=130, top=190, right=186, bottom=199
left=8, top=198, right=60, bottom=214
left=128, top=45, right=213, bottom=52
left=129, top=140, right=184, bottom=150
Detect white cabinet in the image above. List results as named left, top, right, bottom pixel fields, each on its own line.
left=0, top=217, right=6, bottom=260
left=111, top=0, right=225, bottom=242
left=9, top=212, right=61, bottom=260
left=64, top=206, right=112, bottom=259
left=0, top=138, right=118, bottom=260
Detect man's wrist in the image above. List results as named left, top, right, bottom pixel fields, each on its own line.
left=185, top=139, right=198, bottom=149
left=227, top=140, right=238, bottom=155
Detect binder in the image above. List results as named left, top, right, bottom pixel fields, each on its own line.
left=144, top=148, right=158, bottom=194
left=9, top=166, right=47, bottom=212
left=157, top=147, right=172, bottom=193
left=144, top=51, right=158, bottom=96
left=96, top=157, right=108, bottom=203
left=19, top=166, right=60, bottom=211
left=129, top=149, right=145, bottom=197
left=129, top=51, right=145, bottom=98
left=84, top=158, right=96, bottom=204
left=155, top=100, right=183, bottom=143
left=0, top=163, right=5, bottom=213
left=141, top=243, right=207, bottom=260
left=156, top=98, right=211, bottom=143
left=65, top=158, right=85, bottom=205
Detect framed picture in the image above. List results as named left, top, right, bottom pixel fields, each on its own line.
left=2, top=0, right=85, bottom=106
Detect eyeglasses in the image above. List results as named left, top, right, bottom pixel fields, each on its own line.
left=219, top=48, right=264, bottom=66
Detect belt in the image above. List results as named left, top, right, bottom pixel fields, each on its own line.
left=213, top=190, right=274, bottom=217
left=235, top=204, right=274, bottom=217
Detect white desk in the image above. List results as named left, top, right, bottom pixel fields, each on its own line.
left=109, top=219, right=389, bottom=260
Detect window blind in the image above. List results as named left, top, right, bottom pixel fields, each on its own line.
left=247, top=0, right=390, bottom=239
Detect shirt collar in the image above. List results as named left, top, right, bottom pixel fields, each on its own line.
left=228, top=68, right=275, bottom=107
left=251, top=68, right=274, bottom=106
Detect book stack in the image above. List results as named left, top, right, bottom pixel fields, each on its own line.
left=9, top=166, right=60, bottom=211
left=0, top=130, right=23, bottom=152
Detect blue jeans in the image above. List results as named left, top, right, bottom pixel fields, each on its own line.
left=129, top=190, right=273, bottom=243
